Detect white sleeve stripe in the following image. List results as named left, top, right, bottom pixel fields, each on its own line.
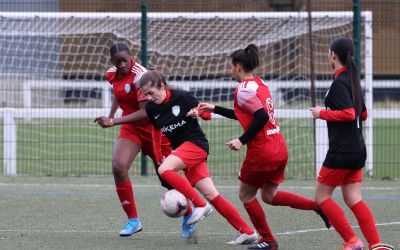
left=133, top=64, right=146, bottom=72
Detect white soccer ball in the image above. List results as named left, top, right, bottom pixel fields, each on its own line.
left=160, top=189, right=189, bottom=218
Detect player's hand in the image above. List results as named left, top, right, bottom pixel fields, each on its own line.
left=198, top=103, right=215, bottom=113
left=186, top=108, right=199, bottom=119
left=226, top=138, right=243, bottom=151
left=309, top=106, right=322, bottom=119
left=94, top=116, right=114, bottom=128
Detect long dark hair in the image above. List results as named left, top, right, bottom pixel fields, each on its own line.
left=139, top=70, right=168, bottom=89
left=330, top=37, right=363, bottom=116
left=109, top=42, right=130, bottom=57
left=230, top=44, right=260, bottom=72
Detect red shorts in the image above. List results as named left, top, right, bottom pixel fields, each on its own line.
left=171, top=142, right=210, bottom=186
left=238, top=160, right=287, bottom=188
left=118, top=125, right=171, bottom=162
left=317, top=166, right=363, bottom=187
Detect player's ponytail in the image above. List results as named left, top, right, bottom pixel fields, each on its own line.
left=110, top=42, right=130, bottom=57
left=139, top=70, right=168, bottom=89
left=330, top=37, right=363, bottom=116
left=346, top=51, right=363, bottom=116
left=230, top=44, right=260, bottom=72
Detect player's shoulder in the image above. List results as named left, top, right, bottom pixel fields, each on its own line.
left=172, top=88, right=189, bottom=95
left=105, top=66, right=117, bottom=82
left=145, top=100, right=157, bottom=113
left=332, top=75, right=350, bottom=91
left=237, top=78, right=260, bottom=93
left=131, top=61, right=146, bottom=75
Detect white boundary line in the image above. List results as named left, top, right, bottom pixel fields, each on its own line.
left=0, top=183, right=396, bottom=190
left=0, top=221, right=398, bottom=235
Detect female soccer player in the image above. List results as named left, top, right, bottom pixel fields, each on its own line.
left=198, top=44, right=329, bottom=250
left=99, top=69, right=259, bottom=245
left=94, top=42, right=173, bottom=238
left=310, top=37, right=392, bottom=250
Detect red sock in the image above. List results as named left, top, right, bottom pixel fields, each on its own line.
left=160, top=170, right=206, bottom=207
left=210, top=195, right=254, bottom=235
left=184, top=204, right=193, bottom=216
left=244, top=199, right=276, bottom=242
left=271, top=191, right=319, bottom=210
left=351, top=200, right=380, bottom=246
left=115, top=178, right=137, bottom=219
left=320, top=198, right=355, bottom=242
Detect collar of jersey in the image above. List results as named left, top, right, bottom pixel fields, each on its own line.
left=161, top=88, right=171, bottom=104
left=334, top=66, right=346, bottom=78
left=241, top=75, right=260, bottom=83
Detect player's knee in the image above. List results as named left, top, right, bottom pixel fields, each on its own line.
left=238, top=190, right=254, bottom=203
left=261, top=192, right=274, bottom=204
left=315, top=193, right=331, bottom=205
left=112, top=159, right=128, bottom=177
left=343, top=195, right=361, bottom=208
left=157, top=164, right=167, bottom=175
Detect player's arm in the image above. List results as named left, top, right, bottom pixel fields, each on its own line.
left=95, top=101, right=149, bottom=128
left=184, top=92, right=212, bottom=120
left=108, top=99, right=119, bottom=118
left=227, top=86, right=269, bottom=151
left=113, top=101, right=149, bottom=125
left=311, top=81, right=357, bottom=122
left=238, top=108, right=269, bottom=145
left=198, top=103, right=237, bottom=120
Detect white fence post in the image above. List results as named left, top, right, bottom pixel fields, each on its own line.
left=3, top=108, right=17, bottom=176
left=315, top=119, right=328, bottom=177
left=364, top=11, right=374, bottom=176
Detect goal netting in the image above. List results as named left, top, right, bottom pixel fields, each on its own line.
left=0, top=12, right=371, bottom=177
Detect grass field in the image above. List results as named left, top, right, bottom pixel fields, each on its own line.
left=0, top=176, right=398, bottom=250
left=0, top=117, right=398, bottom=179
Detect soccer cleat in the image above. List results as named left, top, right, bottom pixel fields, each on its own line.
left=342, top=239, right=364, bottom=250
left=226, top=232, right=258, bottom=245
left=370, top=243, right=394, bottom=250
left=181, top=213, right=196, bottom=239
left=187, top=203, right=213, bottom=225
left=119, top=218, right=142, bottom=237
left=247, top=241, right=279, bottom=250
left=316, top=209, right=331, bottom=228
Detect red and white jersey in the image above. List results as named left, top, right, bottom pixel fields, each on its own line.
left=105, top=60, right=150, bottom=129
left=234, top=76, right=287, bottom=170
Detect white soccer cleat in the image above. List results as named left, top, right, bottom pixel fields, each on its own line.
left=186, top=203, right=213, bottom=225
left=227, top=232, right=258, bottom=245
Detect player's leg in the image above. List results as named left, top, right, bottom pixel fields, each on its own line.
left=239, top=181, right=278, bottom=250
left=194, top=177, right=257, bottom=245
left=260, top=179, right=329, bottom=228
left=112, top=137, right=142, bottom=237
left=342, top=172, right=385, bottom=249
left=316, top=181, right=362, bottom=249
left=158, top=155, right=207, bottom=210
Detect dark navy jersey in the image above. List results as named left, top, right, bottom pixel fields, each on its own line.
left=145, top=89, right=209, bottom=153
left=323, top=71, right=366, bottom=169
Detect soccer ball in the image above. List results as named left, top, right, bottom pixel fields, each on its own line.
left=160, top=189, right=189, bottom=218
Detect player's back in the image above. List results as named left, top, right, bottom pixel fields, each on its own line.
left=234, top=76, right=287, bottom=164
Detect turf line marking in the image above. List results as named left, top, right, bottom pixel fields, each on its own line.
left=0, top=183, right=396, bottom=190
left=0, top=221, right=398, bottom=235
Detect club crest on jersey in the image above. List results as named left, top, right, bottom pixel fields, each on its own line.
left=124, top=83, right=131, bottom=93
left=172, top=105, right=180, bottom=117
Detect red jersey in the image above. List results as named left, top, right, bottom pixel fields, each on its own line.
left=105, top=60, right=150, bottom=129
left=234, top=76, right=287, bottom=171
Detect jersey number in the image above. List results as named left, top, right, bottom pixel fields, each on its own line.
left=266, top=98, right=276, bottom=125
